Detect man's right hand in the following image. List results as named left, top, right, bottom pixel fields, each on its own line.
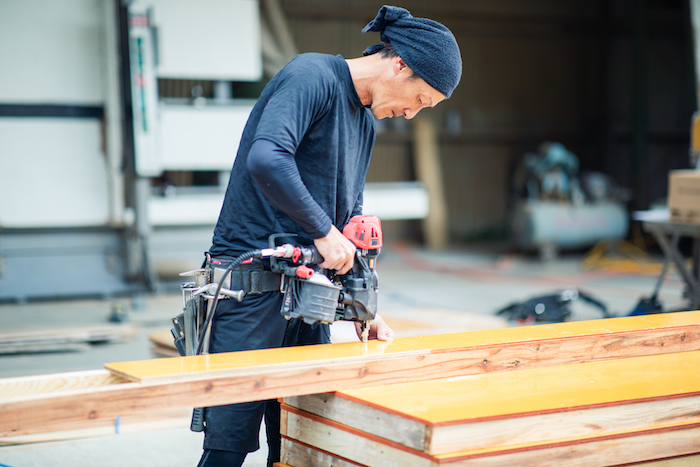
left=314, top=225, right=356, bottom=275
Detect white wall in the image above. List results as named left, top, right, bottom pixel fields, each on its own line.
left=0, top=0, right=104, bottom=104
left=0, top=0, right=114, bottom=228
left=0, top=119, right=111, bottom=228
left=130, top=0, right=262, bottom=81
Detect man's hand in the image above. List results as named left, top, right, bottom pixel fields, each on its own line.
left=354, top=313, right=394, bottom=342
left=314, top=226, right=356, bottom=275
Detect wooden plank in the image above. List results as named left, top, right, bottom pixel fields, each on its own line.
left=284, top=351, right=700, bottom=454
left=0, top=342, right=90, bottom=354
left=1, top=313, right=700, bottom=435
left=632, top=454, right=700, bottom=467
left=149, top=330, right=177, bottom=350
left=0, top=407, right=191, bottom=445
left=105, top=311, right=700, bottom=383
left=284, top=393, right=427, bottom=451
left=106, top=339, right=430, bottom=383
left=281, top=436, right=700, bottom=467
left=0, top=324, right=138, bottom=355
left=149, top=330, right=180, bottom=357
left=282, top=407, right=700, bottom=467
left=281, top=437, right=366, bottom=467
left=0, top=324, right=138, bottom=345
left=0, top=370, right=128, bottom=399
left=150, top=345, right=180, bottom=358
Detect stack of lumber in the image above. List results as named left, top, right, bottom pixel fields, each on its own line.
left=0, top=324, right=138, bottom=354
left=279, top=316, right=700, bottom=466
left=149, top=330, right=180, bottom=357
left=1, top=312, right=699, bottom=458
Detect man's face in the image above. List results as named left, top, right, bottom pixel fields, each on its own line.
left=370, top=58, right=446, bottom=120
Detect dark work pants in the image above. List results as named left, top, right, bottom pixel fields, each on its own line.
left=199, top=291, right=330, bottom=466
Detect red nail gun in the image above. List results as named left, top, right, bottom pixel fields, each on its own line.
left=278, top=215, right=382, bottom=342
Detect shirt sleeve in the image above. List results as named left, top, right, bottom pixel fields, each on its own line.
left=247, top=138, right=333, bottom=239
left=254, top=61, right=334, bottom=156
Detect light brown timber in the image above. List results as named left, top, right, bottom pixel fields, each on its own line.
left=280, top=436, right=700, bottom=467
left=0, top=407, right=191, bottom=445
left=0, top=324, right=138, bottom=355
left=1, top=312, right=699, bottom=436
left=281, top=437, right=365, bottom=467
left=281, top=406, right=700, bottom=467
left=283, top=351, right=700, bottom=454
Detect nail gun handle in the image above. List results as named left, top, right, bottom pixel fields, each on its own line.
left=296, top=245, right=324, bottom=265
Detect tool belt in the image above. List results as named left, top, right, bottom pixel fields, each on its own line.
left=207, top=257, right=283, bottom=295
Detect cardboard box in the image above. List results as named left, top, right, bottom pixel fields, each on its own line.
left=668, top=169, right=700, bottom=224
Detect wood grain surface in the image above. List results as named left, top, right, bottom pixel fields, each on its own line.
left=1, top=312, right=699, bottom=437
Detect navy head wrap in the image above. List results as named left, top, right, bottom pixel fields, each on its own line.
left=362, top=5, right=462, bottom=98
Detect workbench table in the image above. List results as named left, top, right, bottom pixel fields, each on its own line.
left=635, top=210, right=700, bottom=308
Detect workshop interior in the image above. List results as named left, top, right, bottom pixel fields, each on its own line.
left=1, top=0, right=699, bottom=305
left=2, top=1, right=700, bottom=466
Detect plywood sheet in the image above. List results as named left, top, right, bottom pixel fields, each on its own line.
left=285, top=351, right=700, bottom=454
left=105, top=311, right=700, bottom=383
left=282, top=407, right=700, bottom=467
left=106, top=339, right=429, bottom=383
left=281, top=434, right=700, bottom=467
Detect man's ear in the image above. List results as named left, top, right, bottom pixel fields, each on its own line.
left=393, top=57, right=408, bottom=75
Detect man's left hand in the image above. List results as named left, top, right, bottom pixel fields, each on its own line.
left=354, top=313, right=394, bottom=341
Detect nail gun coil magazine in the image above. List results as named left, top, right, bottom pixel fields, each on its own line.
left=281, top=273, right=341, bottom=325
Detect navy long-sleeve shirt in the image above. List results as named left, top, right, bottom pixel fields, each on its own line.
left=210, top=54, right=376, bottom=257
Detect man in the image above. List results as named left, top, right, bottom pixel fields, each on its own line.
left=198, top=5, right=461, bottom=467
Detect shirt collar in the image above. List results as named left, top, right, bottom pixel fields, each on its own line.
left=334, top=55, right=363, bottom=115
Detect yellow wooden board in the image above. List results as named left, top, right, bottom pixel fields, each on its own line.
left=284, top=351, right=700, bottom=455
left=105, top=311, right=700, bottom=382
left=106, top=339, right=427, bottom=382
left=396, top=309, right=700, bottom=351
left=335, top=350, right=700, bottom=424
left=3, top=312, right=700, bottom=439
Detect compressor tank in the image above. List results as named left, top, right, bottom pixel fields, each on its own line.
left=511, top=200, right=629, bottom=255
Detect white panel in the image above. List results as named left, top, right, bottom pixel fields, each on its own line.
left=131, top=0, right=262, bottom=81
left=158, top=103, right=254, bottom=171
left=149, top=194, right=223, bottom=226
left=363, top=183, right=429, bottom=220
left=147, top=182, right=428, bottom=227
left=0, top=0, right=103, bottom=104
left=0, top=119, right=110, bottom=228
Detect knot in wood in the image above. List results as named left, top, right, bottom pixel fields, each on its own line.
left=358, top=367, right=368, bottom=378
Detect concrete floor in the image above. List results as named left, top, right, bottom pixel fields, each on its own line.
left=0, top=242, right=692, bottom=466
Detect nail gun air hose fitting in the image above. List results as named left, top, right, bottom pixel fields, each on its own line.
left=194, top=249, right=260, bottom=355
